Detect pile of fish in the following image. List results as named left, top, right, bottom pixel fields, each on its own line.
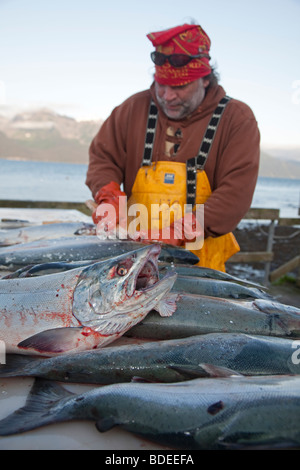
left=0, top=221, right=300, bottom=449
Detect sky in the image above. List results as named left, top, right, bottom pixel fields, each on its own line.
left=0, top=0, right=299, bottom=155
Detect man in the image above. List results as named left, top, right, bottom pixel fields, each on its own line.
left=86, top=23, right=260, bottom=272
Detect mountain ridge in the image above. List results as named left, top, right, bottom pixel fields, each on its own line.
left=0, top=109, right=300, bottom=178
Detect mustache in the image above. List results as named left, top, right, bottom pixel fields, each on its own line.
left=157, top=97, right=185, bottom=107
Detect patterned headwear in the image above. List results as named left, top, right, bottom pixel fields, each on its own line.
left=147, top=24, right=211, bottom=86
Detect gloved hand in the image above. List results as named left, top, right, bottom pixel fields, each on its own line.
left=92, top=182, right=126, bottom=234
left=131, top=212, right=203, bottom=247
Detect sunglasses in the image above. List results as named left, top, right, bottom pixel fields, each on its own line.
left=150, top=51, right=210, bottom=68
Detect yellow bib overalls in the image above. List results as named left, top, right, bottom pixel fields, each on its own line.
left=128, top=98, right=240, bottom=272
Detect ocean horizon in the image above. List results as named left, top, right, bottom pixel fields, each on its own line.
left=0, top=159, right=299, bottom=219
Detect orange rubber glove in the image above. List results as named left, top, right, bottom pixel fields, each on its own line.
left=92, top=182, right=126, bottom=233
left=132, top=212, right=203, bottom=247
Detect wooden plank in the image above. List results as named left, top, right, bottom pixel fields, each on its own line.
left=228, top=251, right=274, bottom=263
left=0, top=199, right=91, bottom=216
left=269, top=255, right=300, bottom=283
left=278, top=218, right=300, bottom=226
left=243, top=208, right=280, bottom=220
left=0, top=201, right=281, bottom=220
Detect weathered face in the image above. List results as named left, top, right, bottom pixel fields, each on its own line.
left=154, top=78, right=209, bottom=120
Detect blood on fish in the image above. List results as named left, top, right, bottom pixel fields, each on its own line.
left=81, top=328, right=95, bottom=337
left=207, top=401, right=224, bottom=415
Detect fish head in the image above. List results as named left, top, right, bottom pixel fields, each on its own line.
left=72, top=244, right=177, bottom=335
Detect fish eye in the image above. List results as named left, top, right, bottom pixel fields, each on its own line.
left=117, top=265, right=128, bottom=276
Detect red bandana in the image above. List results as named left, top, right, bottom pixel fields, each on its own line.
left=147, top=24, right=211, bottom=86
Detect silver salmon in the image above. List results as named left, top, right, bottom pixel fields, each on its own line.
left=3, top=260, right=263, bottom=288
left=172, top=275, right=269, bottom=299
left=0, top=236, right=199, bottom=269
left=0, top=375, right=300, bottom=449
left=159, top=263, right=264, bottom=288
left=0, top=245, right=177, bottom=356
left=1, top=333, right=299, bottom=383
left=126, top=294, right=300, bottom=339
left=2, top=262, right=268, bottom=300
left=0, top=222, right=96, bottom=246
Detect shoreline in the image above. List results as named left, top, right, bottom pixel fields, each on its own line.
left=1, top=157, right=300, bottom=180
left=1, top=156, right=88, bottom=165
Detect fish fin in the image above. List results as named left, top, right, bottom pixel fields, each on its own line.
left=199, top=363, right=243, bottom=377
left=0, top=354, right=40, bottom=377
left=167, top=364, right=209, bottom=379
left=96, top=416, right=120, bottom=432
left=1, top=264, right=35, bottom=279
left=17, top=327, right=96, bottom=355
left=0, top=379, right=74, bottom=436
left=131, top=376, right=159, bottom=383
left=251, top=289, right=273, bottom=300
left=253, top=299, right=300, bottom=315
left=217, top=437, right=300, bottom=450
left=156, top=293, right=179, bottom=317
left=168, top=363, right=243, bottom=379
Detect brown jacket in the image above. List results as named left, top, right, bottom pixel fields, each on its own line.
left=86, top=83, right=260, bottom=237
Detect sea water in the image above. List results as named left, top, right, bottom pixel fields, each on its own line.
left=0, top=159, right=299, bottom=218
left=0, top=159, right=91, bottom=202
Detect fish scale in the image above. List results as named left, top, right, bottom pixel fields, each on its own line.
left=0, top=376, right=300, bottom=449
left=0, top=333, right=299, bottom=384
left=0, top=270, right=80, bottom=336
left=0, top=245, right=177, bottom=355
left=0, top=222, right=96, bottom=246
left=0, top=236, right=199, bottom=270
left=126, top=294, right=300, bottom=339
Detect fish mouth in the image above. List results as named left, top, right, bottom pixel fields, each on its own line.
left=133, top=244, right=161, bottom=292
left=73, top=244, right=177, bottom=330
left=125, top=244, right=177, bottom=310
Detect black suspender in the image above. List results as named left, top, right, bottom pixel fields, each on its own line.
left=142, top=101, right=159, bottom=166
left=142, top=95, right=232, bottom=207
left=186, top=95, right=231, bottom=207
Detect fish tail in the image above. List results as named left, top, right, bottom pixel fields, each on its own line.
left=0, top=379, right=74, bottom=436
left=0, top=354, right=40, bottom=378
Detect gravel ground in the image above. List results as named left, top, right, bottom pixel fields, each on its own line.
left=227, top=223, right=300, bottom=307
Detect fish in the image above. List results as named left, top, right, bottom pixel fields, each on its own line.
left=2, top=262, right=269, bottom=300
left=2, top=260, right=262, bottom=288
left=1, top=333, right=299, bottom=384
left=0, top=222, right=96, bottom=246
left=1, top=375, right=300, bottom=449
left=0, top=245, right=177, bottom=356
left=3, top=260, right=263, bottom=288
left=0, top=236, right=199, bottom=270
left=3, top=260, right=267, bottom=290
left=0, top=219, right=34, bottom=229
left=1, top=260, right=99, bottom=279
left=172, top=275, right=270, bottom=299
left=159, top=263, right=264, bottom=288
left=126, top=294, right=300, bottom=340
